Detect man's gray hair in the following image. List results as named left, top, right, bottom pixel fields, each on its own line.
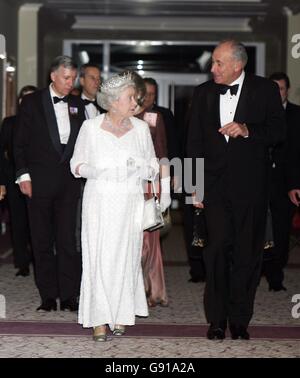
left=219, top=39, right=248, bottom=67
left=50, top=55, right=77, bottom=73
left=97, top=71, right=136, bottom=111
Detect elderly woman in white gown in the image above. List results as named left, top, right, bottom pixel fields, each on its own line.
left=70, top=72, right=159, bottom=341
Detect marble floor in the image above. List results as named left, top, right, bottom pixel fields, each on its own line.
left=0, top=212, right=300, bottom=359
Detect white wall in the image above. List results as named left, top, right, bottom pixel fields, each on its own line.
left=17, top=4, right=42, bottom=92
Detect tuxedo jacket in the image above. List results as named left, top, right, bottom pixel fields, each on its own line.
left=186, top=74, right=286, bottom=204
left=285, top=102, right=300, bottom=190
left=14, top=88, right=85, bottom=198
left=269, top=101, right=300, bottom=192
left=0, top=115, right=17, bottom=185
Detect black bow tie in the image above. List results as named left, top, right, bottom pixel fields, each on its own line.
left=83, top=99, right=103, bottom=113
left=218, top=84, right=239, bottom=96
left=83, top=99, right=96, bottom=106
left=53, top=96, right=69, bottom=104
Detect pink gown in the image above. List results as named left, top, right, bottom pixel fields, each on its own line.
left=137, top=109, right=168, bottom=306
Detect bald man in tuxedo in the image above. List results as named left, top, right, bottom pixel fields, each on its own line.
left=187, top=40, right=285, bottom=340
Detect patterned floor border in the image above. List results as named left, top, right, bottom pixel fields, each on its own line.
left=1, top=320, right=300, bottom=340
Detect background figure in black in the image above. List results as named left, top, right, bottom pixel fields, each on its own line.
left=183, top=204, right=207, bottom=282
left=0, top=85, right=37, bottom=277
left=182, top=101, right=206, bottom=283
left=79, top=63, right=103, bottom=119
left=263, top=72, right=300, bottom=292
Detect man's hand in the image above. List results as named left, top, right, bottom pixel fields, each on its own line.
left=288, top=189, right=300, bottom=206
left=19, top=180, right=32, bottom=198
left=0, top=185, right=6, bottom=201
left=219, top=122, right=249, bottom=138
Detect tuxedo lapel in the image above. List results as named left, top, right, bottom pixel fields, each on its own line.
left=61, top=99, right=80, bottom=162
left=233, top=74, right=253, bottom=124
left=42, top=89, right=63, bottom=156
left=208, top=84, right=221, bottom=128
left=209, top=83, right=228, bottom=146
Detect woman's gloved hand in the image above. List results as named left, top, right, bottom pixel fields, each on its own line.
left=160, top=176, right=171, bottom=212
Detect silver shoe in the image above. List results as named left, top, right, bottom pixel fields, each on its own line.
left=93, top=326, right=107, bottom=342
left=113, top=325, right=125, bottom=336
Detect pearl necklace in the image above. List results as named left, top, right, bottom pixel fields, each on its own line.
left=104, top=114, right=132, bottom=133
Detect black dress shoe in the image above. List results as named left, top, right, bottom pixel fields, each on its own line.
left=36, top=298, right=57, bottom=311
left=15, top=267, right=30, bottom=277
left=229, top=324, right=250, bottom=340
left=60, top=298, right=79, bottom=311
left=269, top=283, right=287, bottom=292
left=207, top=324, right=226, bottom=340
left=229, top=324, right=240, bottom=340
left=239, top=327, right=250, bottom=340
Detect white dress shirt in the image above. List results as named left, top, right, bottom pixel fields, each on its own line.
left=220, top=71, right=245, bottom=142
left=81, top=93, right=100, bottom=119
left=50, top=84, right=71, bottom=144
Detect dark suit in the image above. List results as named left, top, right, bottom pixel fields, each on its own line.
left=182, top=109, right=206, bottom=281
left=286, top=102, right=300, bottom=190
left=14, top=88, right=85, bottom=302
left=0, top=116, right=31, bottom=270
left=187, top=74, right=285, bottom=329
left=264, top=101, right=300, bottom=287
left=152, top=104, right=179, bottom=161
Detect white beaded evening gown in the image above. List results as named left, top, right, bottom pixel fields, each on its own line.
left=70, top=114, right=158, bottom=329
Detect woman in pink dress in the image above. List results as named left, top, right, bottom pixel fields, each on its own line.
left=134, top=75, right=171, bottom=307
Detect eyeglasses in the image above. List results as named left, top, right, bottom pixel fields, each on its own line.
left=86, top=74, right=101, bottom=83
left=145, top=92, right=155, bottom=98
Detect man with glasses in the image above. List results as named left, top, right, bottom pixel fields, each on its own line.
left=79, top=64, right=103, bottom=119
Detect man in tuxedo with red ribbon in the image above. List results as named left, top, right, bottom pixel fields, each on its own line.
left=14, top=56, right=85, bottom=312
left=187, top=40, right=285, bottom=340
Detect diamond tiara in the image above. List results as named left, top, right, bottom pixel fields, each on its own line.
left=100, top=72, right=134, bottom=92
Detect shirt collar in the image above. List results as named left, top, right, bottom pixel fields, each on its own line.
left=49, top=84, right=66, bottom=102
left=81, top=93, right=96, bottom=101
left=229, top=70, right=245, bottom=88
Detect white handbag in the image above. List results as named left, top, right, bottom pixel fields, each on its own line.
left=143, top=181, right=164, bottom=232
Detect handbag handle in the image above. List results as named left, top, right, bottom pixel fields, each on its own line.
left=151, top=180, right=158, bottom=198
left=150, top=180, right=160, bottom=207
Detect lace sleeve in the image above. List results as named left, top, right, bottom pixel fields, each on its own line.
left=70, top=120, right=91, bottom=178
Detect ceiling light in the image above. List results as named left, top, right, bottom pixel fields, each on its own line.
left=79, top=50, right=89, bottom=64
left=6, top=65, right=15, bottom=72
